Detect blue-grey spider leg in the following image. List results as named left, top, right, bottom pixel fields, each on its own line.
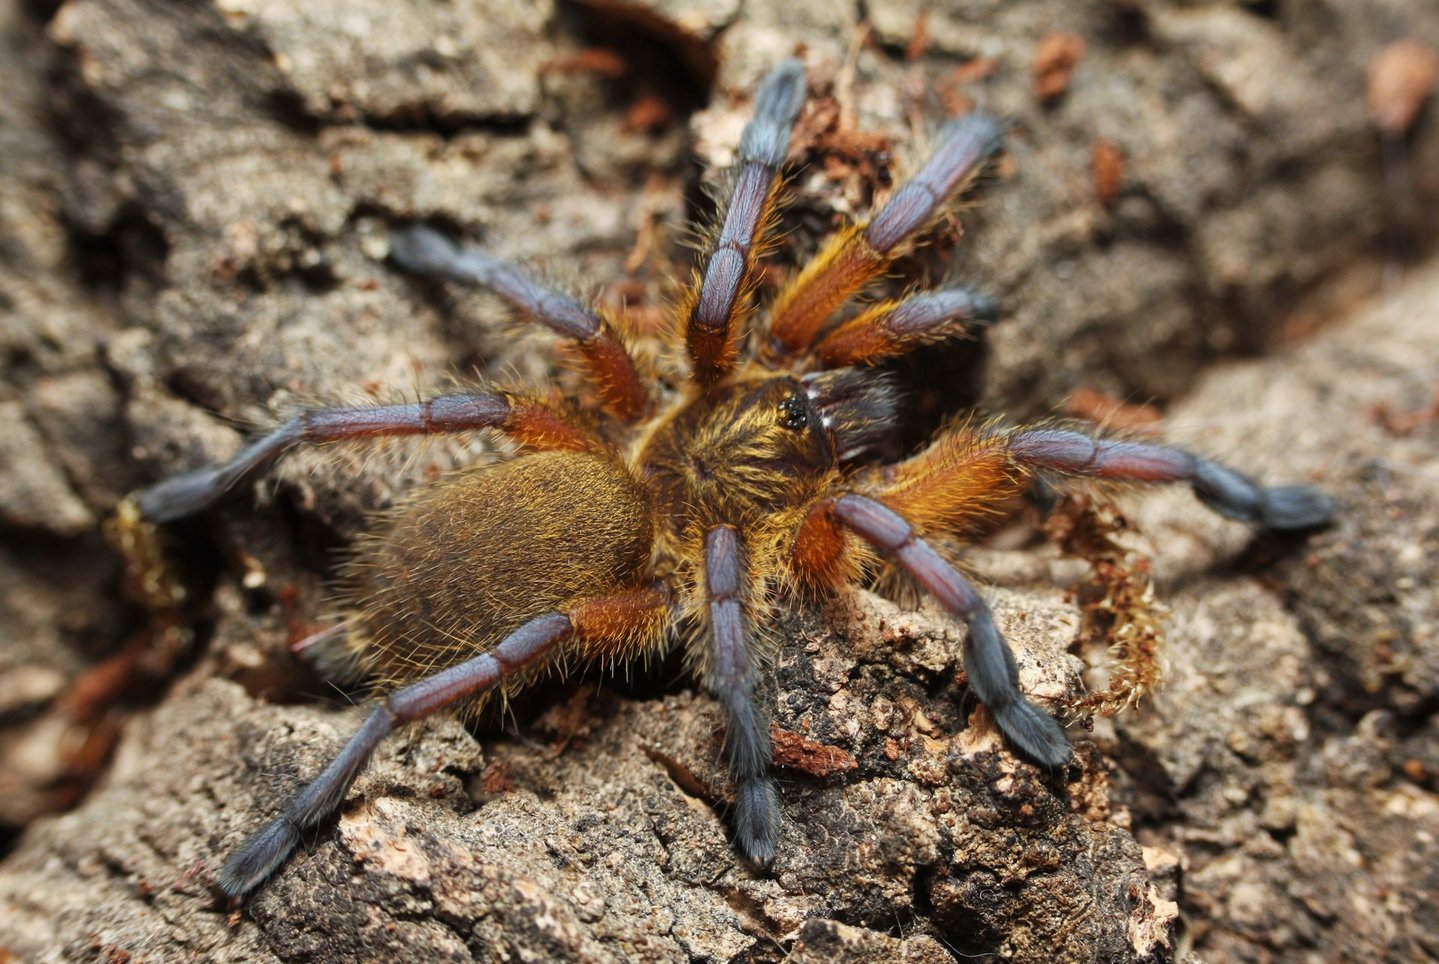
left=702, top=524, right=781, bottom=864
left=218, top=611, right=576, bottom=897
left=133, top=392, right=592, bottom=523
left=390, top=225, right=649, bottom=420
left=812, top=285, right=1000, bottom=368
left=1007, top=430, right=1335, bottom=530
left=830, top=494, right=1073, bottom=768
left=685, top=58, right=806, bottom=383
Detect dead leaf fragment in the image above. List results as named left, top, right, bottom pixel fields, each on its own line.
left=937, top=57, right=997, bottom=116
left=1033, top=32, right=1086, bottom=102
left=543, top=48, right=628, bottom=79
left=1091, top=139, right=1125, bottom=207
left=905, top=11, right=930, bottom=62
left=771, top=725, right=858, bottom=776
left=1367, top=40, right=1438, bottom=136
left=1369, top=385, right=1439, bottom=435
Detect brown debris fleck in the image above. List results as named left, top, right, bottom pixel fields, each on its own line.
left=1033, top=32, right=1086, bottom=103
left=790, top=95, right=893, bottom=188
left=770, top=724, right=858, bottom=776
left=904, top=11, right=930, bottom=62
left=1367, top=40, right=1438, bottom=137
left=1091, top=139, right=1125, bottom=207
left=533, top=687, right=602, bottom=754
left=949, top=56, right=997, bottom=86
left=543, top=48, right=629, bottom=79
left=42, top=498, right=202, bottom=796
left=621, top=91, right=673, bottom=134
left=1369, top=385, right=1439, bottom=435
left=479, top=758, right=515, bottom=795
left=936, top=57, right=996, bottom=116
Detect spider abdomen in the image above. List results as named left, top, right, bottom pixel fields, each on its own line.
left=331, top=451, right=655, bottom=709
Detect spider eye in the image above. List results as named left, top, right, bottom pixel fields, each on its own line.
left=778, top=394, right=809, bottom=431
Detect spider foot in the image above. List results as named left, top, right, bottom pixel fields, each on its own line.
left=991, top=698, right=1072, bottom=770
left=734, top=777, right=780, bottom=867
left=218, top=815, right=300, bottom=898
left=1257, top=484, right=1336, bottom=531
left=1192, top=459, right=1335, bottom=531
left=137, top=465, right=238, bottom=522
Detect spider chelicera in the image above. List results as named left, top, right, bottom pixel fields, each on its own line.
left=122, top=59, right=1333, bottom=898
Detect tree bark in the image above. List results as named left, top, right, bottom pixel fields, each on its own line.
left=1, top=0, right=1437, bottom=960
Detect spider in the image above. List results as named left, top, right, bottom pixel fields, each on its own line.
left=123, top=59, right=1334, bottom=899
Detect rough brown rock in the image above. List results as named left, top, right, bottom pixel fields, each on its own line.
left=1, top=0, right=1437, bottom=961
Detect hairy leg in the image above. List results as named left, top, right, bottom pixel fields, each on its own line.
left=787, top=422, right=1332, bottom=760
left=219, top=585, right=670, bottom=897
left=867, top=423, right=1334, bottom=539
left=702, top=525, right=780, bottom=864
left=1005, top=429, right=1334, bottom=530
left=390, top=225, right=649, bottom=420
left=790, top=494, right=1071, bottom=767
left=133, top=391, right=600, bottom=523
left=683, top=59, right=806, bottom=384
left=811, top=285, right=997, bottom=368
left=767, top=114, right=1002, bottom=356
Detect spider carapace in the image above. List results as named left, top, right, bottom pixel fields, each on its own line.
left=120, top=60, right=1333, bottom=898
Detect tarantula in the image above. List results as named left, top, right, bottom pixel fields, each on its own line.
left=125, top=59, right=1333, bottom=898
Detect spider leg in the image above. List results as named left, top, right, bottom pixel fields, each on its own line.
left=390, top=225, right=648, bottom=420
left=795, top=494, right=1072, bottom=767
left=867, top=423, right=1030, bottom=539
left=1006, top=428, right=1336, bottom=530
left=683, top=59, right=806, bottom=384
left=766, top=114, right=1002, bottom=357
left=134, top=391, right=600, bottom=523
left=218, top=585, right=671, bottom=898
left=702, top=525, right=780, bottom=864
left=855, top=423, right=1333, bottom=538
left=786, top=426, right=1331, bottom=760
left=810, top=285, right=998, bottom=368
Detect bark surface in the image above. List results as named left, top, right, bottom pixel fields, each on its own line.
left=1, top=0, right=1437, bottom=961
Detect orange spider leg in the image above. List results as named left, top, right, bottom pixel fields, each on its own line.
left=767, top=114, right=1002, bottom=357
left=871, top=422, right=1028, bottom=536
left=571, top=582, right=673, bottom=665
left=133, top=390, right=603, bottom=523
left=788, top=425, right=1013, bottom=601
left=390, top=225, right=649, bottom=421
left=763, top=223, right=891, bottom=359
left=219, top=583, right=672, bottom=897
left=682, top=60, right=806, bottom=384
left=788, top=491, right=866, bottom=595
left=811, top=286, right=998, bottom=368
left=574, top=322, right=649, bottom=422
left=785, top=423, right=1021, bottom=595
left=785, top=424, right=1084, bottom=773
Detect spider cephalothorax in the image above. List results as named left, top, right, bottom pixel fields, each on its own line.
left=641, top=375, right=845, bottom=524
left=121, top=59, right=1333, bottom=898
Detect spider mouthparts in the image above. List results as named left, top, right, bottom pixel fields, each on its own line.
left=802, top=368, right=901, bottom=461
